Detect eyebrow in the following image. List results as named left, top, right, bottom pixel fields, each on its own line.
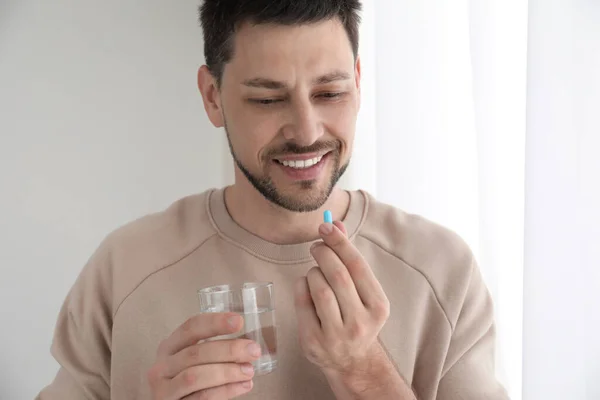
left=242, top=70, right=352, bottom=89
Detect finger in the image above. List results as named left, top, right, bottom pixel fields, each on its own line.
left=164, top=339, right=261, bottom=378
left=170, top=363, right=255, bottom=399
left=306, top=267, right=343, bottom=331
left=158, top=313, right=243, bottom=357
left=318, top=223, right=385, bottom=308
left=182, top=380, right=253, bottom=400
left=310, top=242, right=363, bottom=321
left=294, top=276, right=321, bottom=335
left=333, top=220, right=348, bottom=237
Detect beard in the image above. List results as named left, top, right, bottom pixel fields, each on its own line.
left=224, top=125, right=349, bottom=213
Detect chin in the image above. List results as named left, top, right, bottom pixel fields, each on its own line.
left=271, top=181, right=333, bottom=212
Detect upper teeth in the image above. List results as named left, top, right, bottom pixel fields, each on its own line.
left=279, top=156, right=323, bottom=169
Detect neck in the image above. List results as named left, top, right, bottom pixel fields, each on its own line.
left=224, top=178, right=350, bottom=245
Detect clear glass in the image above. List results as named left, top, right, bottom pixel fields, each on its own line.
left=198, top=282, right=277, bottom=375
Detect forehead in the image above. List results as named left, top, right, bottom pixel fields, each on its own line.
left=223, top=19, right=355, bottom=84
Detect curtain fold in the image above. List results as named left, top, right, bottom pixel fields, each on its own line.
left=343, top=2, right=529, bottom=398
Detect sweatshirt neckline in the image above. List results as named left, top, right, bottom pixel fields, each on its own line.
left=207, top=187, right=367, bottom=264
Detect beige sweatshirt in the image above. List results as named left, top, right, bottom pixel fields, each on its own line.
left=36, top=188, right=508, bottom=400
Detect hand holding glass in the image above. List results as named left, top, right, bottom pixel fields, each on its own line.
left=198, top=282, right=277, bottom=375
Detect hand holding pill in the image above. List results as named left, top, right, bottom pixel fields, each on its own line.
left=293, top=209, right=392, bottom=384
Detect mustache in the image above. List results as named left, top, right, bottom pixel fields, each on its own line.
left=265, top=140, right=340, bottom=159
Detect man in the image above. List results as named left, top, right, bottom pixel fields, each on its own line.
left=37, top=1, right=509, bottom=399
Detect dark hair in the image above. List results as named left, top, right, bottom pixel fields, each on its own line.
left=199, top=0, right=362, bottom=86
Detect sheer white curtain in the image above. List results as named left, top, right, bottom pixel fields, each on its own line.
left=341, top=1, right=529, bottom=399
left=524, top=1, right=600, bottom=399
left=348, top=1, right=600, bottom=400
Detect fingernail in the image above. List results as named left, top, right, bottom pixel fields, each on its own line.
left=242, top=380, right=253, bottom=389
left=320, top=223, right=333, bottom=235
left=247, top=343, right=261, bottom=357
left=227, top=315, right=240, bottom=329
left=241, top=364, right=255, bottom=376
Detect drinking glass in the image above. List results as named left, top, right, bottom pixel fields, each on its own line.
left=198, top=282, right=277, bottom=375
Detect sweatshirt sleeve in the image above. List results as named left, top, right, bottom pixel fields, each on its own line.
left=436, top=259, right=510, bottom=400
left=36, top=237, right=115, bottom=400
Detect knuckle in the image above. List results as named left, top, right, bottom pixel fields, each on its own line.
left=228, top=363, right=245, bottom=381
left=210, top=364, right=229, bottom=384
left=315, top=288, right=333, bottom=302
left=331, top=268, right=351, bottom=287
left=294, top=289, right=311, bottom=306
left=305, top=347, right=321, bottom=361
left=348, top=320, right=367, bottom=339
left=303, top=291, right=315, bottom=305
left=181, top=368, right=198, bottom=387
left=146, top=363, right=162, bottom=384
left=316, top=287, right=333, bottom=302
left=345, top=256, right=364, bottom=273
left=187, top=344, right=201, bottom=361
left=372, top=298, right=391, bottom=320
left=331, top=234, right=346, bottom=247
left=301, top=337, right=322, bottom=361
left=238, top=339, right=256, bottom=360
left=302, top=332, right=321, bottom=349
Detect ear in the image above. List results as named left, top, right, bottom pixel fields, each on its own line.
left=197, top=65, right=225, bottom=128
left=354, top=56, right=362, bottom=112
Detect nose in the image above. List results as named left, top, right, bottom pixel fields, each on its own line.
left=281, top=101, right=324, bottom=147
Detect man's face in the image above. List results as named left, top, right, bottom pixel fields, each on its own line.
left=203, top=19, right=360, bottom=212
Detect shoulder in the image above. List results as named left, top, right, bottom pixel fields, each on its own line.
left=107, top=190, right=217, bottom=263
left=72, top=189, right=219, bottom=318
left=356, top=191, right=477, bottom=327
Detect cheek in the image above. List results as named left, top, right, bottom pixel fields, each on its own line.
left=322, top=105, right=357, bottom=144
left=227, top=109, right=283, bottom=160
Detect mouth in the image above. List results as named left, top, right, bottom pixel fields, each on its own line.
left=273, top=153, right=328, bottom=169
left=271, top=151, right=333, bottom=180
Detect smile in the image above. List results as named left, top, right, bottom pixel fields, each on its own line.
left=276, top=156, right=323, bottom=169
left=274, top=152, right=331, bottom=170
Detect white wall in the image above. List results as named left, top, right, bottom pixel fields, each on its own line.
left=524, top=0, right=600, bottom=399
left=0, top=1, right=229, bottom=398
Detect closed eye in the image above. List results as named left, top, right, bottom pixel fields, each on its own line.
left=317, top=92, right=345, bottom=100
left=248, top=92, right=346, bottom=106
left=249, top=98, right=283, bottom=105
